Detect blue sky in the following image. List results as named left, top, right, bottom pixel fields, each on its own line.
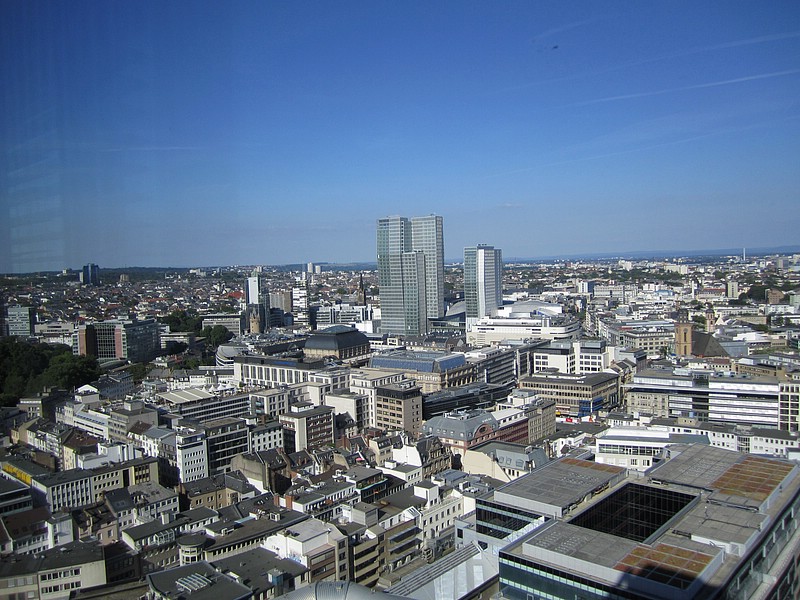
left=1, top=1, right=798, bottom=272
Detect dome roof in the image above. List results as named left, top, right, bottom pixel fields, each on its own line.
left=305, top=326, right=369, bottom=352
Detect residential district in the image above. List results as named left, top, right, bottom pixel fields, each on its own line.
left=1, top=216, right=800, bottom=600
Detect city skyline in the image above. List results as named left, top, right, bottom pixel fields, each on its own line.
left=2, top=2, right=799, bottom=273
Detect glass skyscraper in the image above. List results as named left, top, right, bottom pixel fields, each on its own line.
left=464, top=244, right=502, bottom=327
left=377, top=215, right=444, bottom=336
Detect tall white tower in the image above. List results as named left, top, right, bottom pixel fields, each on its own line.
left=464, top=245, right=502, bottom=327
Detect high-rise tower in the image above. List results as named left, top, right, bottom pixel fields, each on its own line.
left=464, top=244, right=502, bottom=327
left=245, top=274, right=270, bottom=333
left=377, top=215, right=444, bottom=336
left=80, top=263, right=100, bottom=286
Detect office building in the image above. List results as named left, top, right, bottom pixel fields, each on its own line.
left=467, top=314, right=581, bottom=346
left=245, top=273, right=270, bottom=333
left=780, top=373, right=800, bottom=432
left=73, top=319, right=160, bottom=363
left=279, top=403, right=335, bottom=454
left=626, top=368, right=781, bottom=427
left=498, top=445, right=800, bottom=600
left=464, top=244, right=502, bottom=327
left=375, top=380, right=423, bottom=436
left=200, top=313, right=244, bottom=336
left=292, top=282, right=310, bottom=328
left=6, top=305, right=36, bottom=338
left=80, top=263, right=100, bottom=285
left=377, top=214, right=444, bottom=336
left=520, top=371, right=620, bottom=418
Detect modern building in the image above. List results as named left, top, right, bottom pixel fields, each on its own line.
left=6, top=305, right=36, bottom=338
left=422, top=382, right=510, bottom=420
left=154, top=388, right=251, bottom=424
left=292, top=282, right=310, bottom=329
left=245, top=273, right=270, bottom=333
left=80, top=263, right=100, bottom=285
left=201, top=313, right=244, bottom=337
left=520, top=371, right=620, bottom=418
left=463, top=345, right=519, bottom=387
left=324, top=390, right=373, bottom=433
left=779, top=372, right=800, bottom=432
left=374, top=380, right=423, bottom=436
left=626, top=368, right=781, bottom=427
left=377, top=214, right=444, bottom=336
left=531, top=339, right=612, bottom=374
left=279, top=403, right=335, bottom=454
left=498, top=444, right=800, bottom=600
left=467, top=314, right=582, bottom=346
left=464, top=244, right=502, bottom=327
left=73, top=319, right=160, bottom=363
left=202, top=418, right=250, bottom=475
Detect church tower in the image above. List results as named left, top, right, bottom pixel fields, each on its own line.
left=674, top=309, right=693, bottom=357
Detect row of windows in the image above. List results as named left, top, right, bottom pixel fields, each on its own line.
left=40, top=569, right=79, bottom=581
left=597, top=444, right=661, bottom=456
left=41, top=581, right=82, bottom=594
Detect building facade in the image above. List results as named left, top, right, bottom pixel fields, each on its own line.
left=377, top=215, right=444, bottom=336
left=464, top=244, right=502, bottom=327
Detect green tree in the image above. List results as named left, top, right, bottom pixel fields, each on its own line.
left=0, top=338, right=70, bottom=403
left=127, top=363, right=154, bottom=383
left=201, top=325, right=234, bottom=348
left=42, top=354, right=101, bottom=390
left=160, top=309, right=203, bottom=332
left=183, top=357, right=201, bottom=370
left=746, top=285, right=768, bottom=301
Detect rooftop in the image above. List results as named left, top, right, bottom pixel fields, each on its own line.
left=501, top=444, right=800, bottom=599
left=147, top=561, right=251, bottom=600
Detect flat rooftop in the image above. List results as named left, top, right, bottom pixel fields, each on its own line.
left=502, top=444, right=800, bottom=599
left=494, top=457, right=626, bottom=518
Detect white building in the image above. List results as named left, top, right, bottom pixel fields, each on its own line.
left=248, top=420, right=283, bottom=453
left=467, top=315, right=581, bottom=346
left=349, top=368, right=408, bottom=429
left=464, top=244, right=502, bottom=328
left=594, top=427, right=708, bottom=471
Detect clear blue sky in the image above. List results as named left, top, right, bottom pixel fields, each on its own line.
left=1, top=1, right=798, bottom=272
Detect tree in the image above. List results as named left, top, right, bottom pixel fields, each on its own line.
left=127, top=362, right=154, bottom=383
left=42, top=354, right=101, bottom=390
left=746, top=285, right=768, bottom=301
left=160, top=309, right=203, bottom=333
left=201, top=325, right=234, bottom=348
left=0, top=338, right=71, bottom=404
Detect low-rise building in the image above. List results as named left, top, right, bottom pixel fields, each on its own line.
left=279, top=403, right=335, bottom=454
left=0, top=540, right=106, bottom=600
left=520, top=371, right=619, bottom=417
left=263, top=517, right=349, bottom=583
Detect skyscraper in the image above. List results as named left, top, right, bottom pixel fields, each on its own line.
left=377, top=215, right=444, bottom=336
left=245, top=274, right=270, bottom=333
left=464, top=244, right=503, bottom=327
left=80, top=263, right=100, bottom=286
